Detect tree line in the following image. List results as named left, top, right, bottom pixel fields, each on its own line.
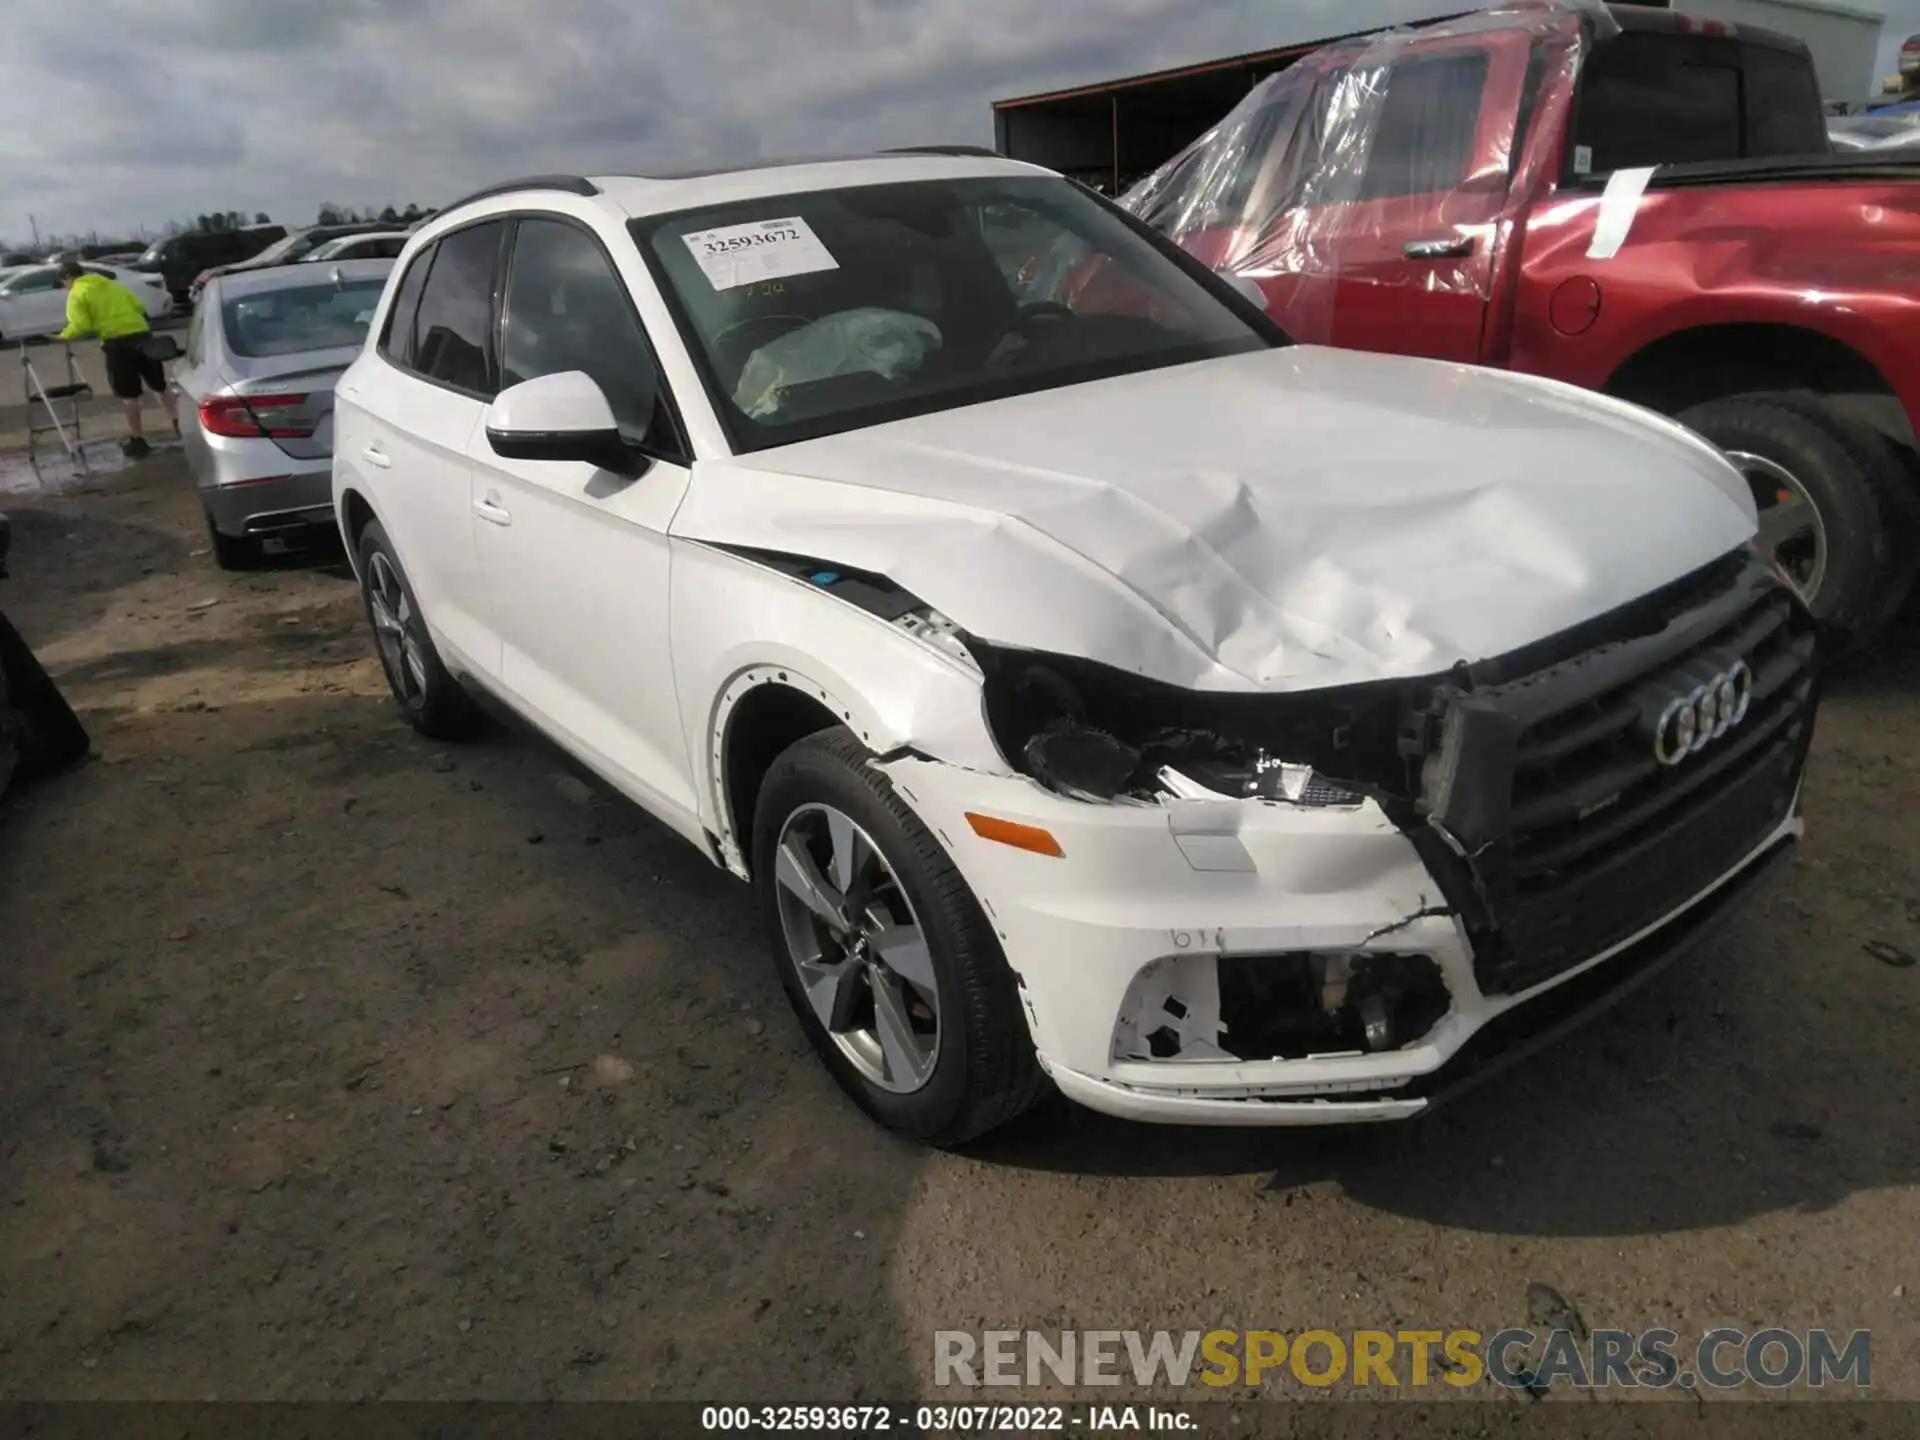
left=2, top=202, right=437, bottom=258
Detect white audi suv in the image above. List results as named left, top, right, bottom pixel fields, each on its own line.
left=331, top=150, right=1817, bottom=1143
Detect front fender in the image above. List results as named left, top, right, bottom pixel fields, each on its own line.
left=671, top=540, right=1011, bottom=868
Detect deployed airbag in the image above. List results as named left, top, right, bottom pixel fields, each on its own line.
left=734, top=308, right=943, bottom=418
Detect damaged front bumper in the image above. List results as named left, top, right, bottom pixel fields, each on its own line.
left=884, top=752, right=1801, bottom=1125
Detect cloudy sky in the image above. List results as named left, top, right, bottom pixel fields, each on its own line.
left=4, top=0, right=1919, bottom=245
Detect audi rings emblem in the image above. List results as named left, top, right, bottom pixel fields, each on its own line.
left=1653, top=661, right=1753, bottom=767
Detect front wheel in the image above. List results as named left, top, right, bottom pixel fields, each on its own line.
left=1678, top=393, right=1913, bottom=651
left=753, top=728, right=1046, bottom=1145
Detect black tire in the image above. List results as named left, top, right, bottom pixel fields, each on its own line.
left=753, top=728, right=1047, bottom=1145
left=354, top=519, right=481, bottom=740
left=0, top=609, right=90, bottom=786
left=1677, top=393, right=1909, bottom=652
left=205, top=513, right=259, bottom=572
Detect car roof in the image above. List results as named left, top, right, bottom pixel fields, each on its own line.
left=208, top=257, right=395, bottom=298
left=427, top=151, right=1052, bottom=231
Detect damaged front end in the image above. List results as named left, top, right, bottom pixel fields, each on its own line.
left=967, top=637, right=1470, bottom=1068
left=944, top=546, right=1815, bottom=1107
left=971, top=639, right=1431, bottom=812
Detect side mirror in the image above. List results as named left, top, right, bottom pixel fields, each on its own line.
left=484, top=370, right=646, bottom=473
left=141, top=334, right=182, bottom=363
left=1215, top=269, right=1267, bottom=310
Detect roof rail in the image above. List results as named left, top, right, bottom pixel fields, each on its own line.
left=439, top=174, right=601, bottom=214
left=882, top=145, right=1001, bottom=159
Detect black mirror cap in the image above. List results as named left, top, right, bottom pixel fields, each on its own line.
left=486, top=426, right=639, bottom=475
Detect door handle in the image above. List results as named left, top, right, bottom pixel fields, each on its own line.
left=1403, top=236, right=1476, bottom=260
left=361, top=445, right=392, bottom=469
left=474, top=495, right=513, bottom=527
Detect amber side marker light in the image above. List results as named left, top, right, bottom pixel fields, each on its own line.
left=964, top=812, right=1064, bottom=858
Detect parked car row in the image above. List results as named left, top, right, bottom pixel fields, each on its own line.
left=131, top=224, right=287, bottom=305
left=187, top=222, right=404, bottom=305
left=0, top=261, right=173, bottom=342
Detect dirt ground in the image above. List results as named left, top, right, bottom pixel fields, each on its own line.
left=1, top=451, right=1917, bottom=1408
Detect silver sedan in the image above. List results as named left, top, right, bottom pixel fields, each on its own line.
left=172, top=259, right=393, bottom=569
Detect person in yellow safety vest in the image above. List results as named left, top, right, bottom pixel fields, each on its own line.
left=57, top=259, right=176, bottom=459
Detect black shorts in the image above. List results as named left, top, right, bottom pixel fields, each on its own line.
left=101, top=334, right=166, bottom=400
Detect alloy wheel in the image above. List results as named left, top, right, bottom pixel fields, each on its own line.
left=366, top=551, right=427, bottom=702
left=772, top=802, right=940, bottom=1094
left=1729, top=449, right=1828, bottom=603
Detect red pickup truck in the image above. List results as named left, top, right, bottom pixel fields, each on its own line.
left=1121, top=0, right=1920, bottom=648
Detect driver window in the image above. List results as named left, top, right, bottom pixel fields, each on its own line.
left=500, top=218, right=666, bottom=442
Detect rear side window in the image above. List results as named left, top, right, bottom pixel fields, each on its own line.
left=411, top=221, right=504, bottom=395
left=1357, top=51, right=1490, bottom=201
left=379, top=243, right=435, bottom=369
left=1575, top=34, right=1825, bottom=175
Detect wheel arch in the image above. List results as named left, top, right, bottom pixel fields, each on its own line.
left=336, top=486, right=379, bottom=578
left=713, top=671, right=850, bottom=880
left=1603, top=322, right=1916, bottom=456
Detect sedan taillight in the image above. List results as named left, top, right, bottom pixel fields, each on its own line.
left=198, top=393, right=313, bottom=439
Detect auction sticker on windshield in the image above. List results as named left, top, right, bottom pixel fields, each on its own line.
left=682, top=217, right=839, bottom=291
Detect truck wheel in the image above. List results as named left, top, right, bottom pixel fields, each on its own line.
left=753, top=728, right=1047, bottom=1145
left=1678, top=393, right=1906, bottom=651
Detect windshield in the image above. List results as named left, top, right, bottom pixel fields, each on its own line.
left=631, top=174, right=1272, bottom=453
left=221, top=278, right=387, bottom=358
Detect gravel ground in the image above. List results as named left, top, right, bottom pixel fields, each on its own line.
left=0, top=453, right=1916, bottom=1411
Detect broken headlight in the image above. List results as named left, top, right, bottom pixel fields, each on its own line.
left=1022, top=722, right=1363, bottom=806
left=976, top=646, right=1413, bottom=807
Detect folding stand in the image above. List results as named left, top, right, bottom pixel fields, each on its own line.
left=19, top=342, right=93, bottom=481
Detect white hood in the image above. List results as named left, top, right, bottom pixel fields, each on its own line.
left=675, top=345, right=1757, bottom=692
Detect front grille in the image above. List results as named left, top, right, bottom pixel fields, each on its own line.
left=1421, top=550, right=1818, bottom=997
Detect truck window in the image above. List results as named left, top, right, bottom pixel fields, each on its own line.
left=1575, top=34, right=1826, bottom=176
left=1742, top=46, right=1828, bottom=156
left=1356, top=51, right=1489, bottom=201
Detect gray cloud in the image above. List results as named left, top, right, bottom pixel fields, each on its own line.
left=8, top=0, right=1916, bottom=243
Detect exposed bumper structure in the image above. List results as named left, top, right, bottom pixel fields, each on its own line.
left=1046, top=830, right=1797, bottom=1126
left=885, top=751, right=1799, bottom=1127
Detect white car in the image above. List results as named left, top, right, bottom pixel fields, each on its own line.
left=0, top=263, right=174, bottom=342
left=332, top=153, right=1817, bottom=1143
left=302, top=232, right=411, bottom=264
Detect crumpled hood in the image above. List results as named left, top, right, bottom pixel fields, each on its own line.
left=676, top=345, right=1758, bottom=692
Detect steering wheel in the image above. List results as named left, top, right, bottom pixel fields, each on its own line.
left=711, top=312, right=811, bottom=381
left=984, top=301, right=1077, bottom=371
left=1007, top=301, right=1076, bottom=331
